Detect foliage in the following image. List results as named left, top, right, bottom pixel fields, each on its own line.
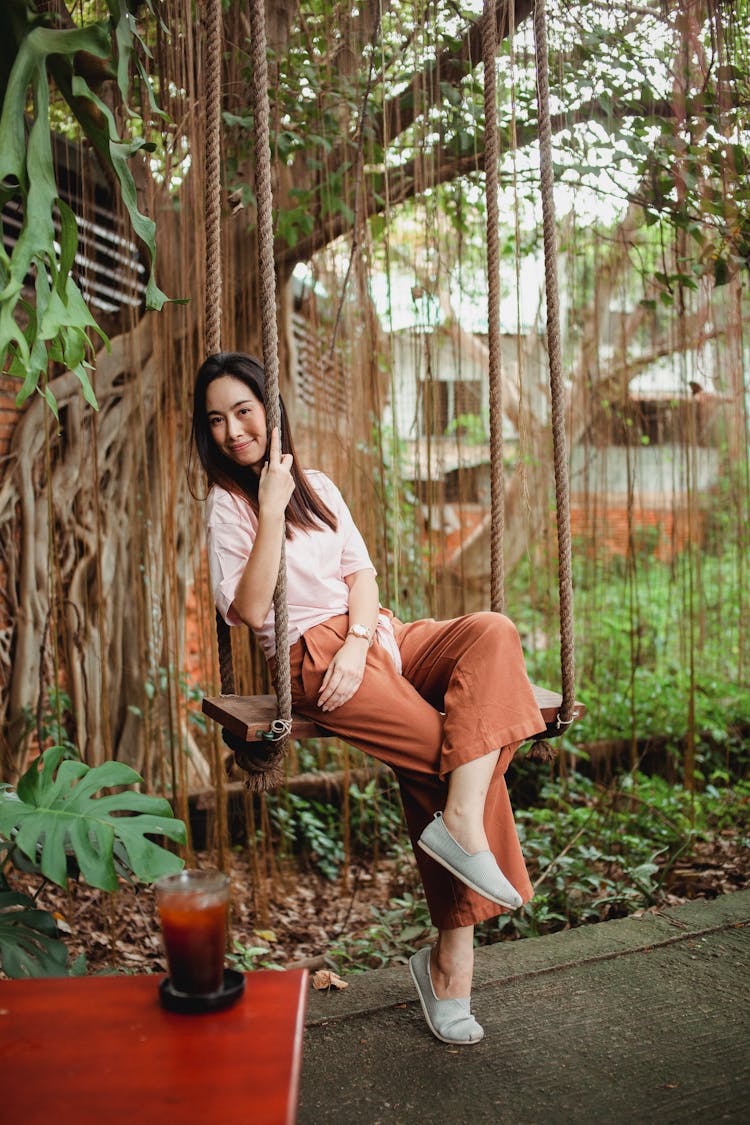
left=265, top=773, right=405, bottom=881
left=0, top=0, right=168, bottom=411
left=368, top=421, right=432, bottom=622
left=511, top=540, right=749, bottom=771
left=0, top=746, right=186, bottom=891
left=20, top=687, right=80, bottom=762
left=330, top=892, right=433, bottom=971
left=322, top=769, right=748, bottom=970
left=0, top=745, right=186, bottom=977
left=487, top=770, right=750, bottom=942
left=445, top=411, right=489, bottom=444
left=0, top=837, right=83, bottom=978
left=227, top=935, right=286, bottom=974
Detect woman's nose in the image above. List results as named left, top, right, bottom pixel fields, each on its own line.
left=226, top=414, right=242, bottom=437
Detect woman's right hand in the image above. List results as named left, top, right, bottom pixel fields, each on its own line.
left=258, top=426, right=295, bottom=515
left=231, top=427, right=294, bottom=630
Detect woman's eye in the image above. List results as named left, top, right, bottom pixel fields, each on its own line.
left=209, top=416, right=223, bottom=426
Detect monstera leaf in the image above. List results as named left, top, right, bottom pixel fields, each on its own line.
left=0, top=887, right=73, bottom=978
left=0, top=746, right=186, bottom=892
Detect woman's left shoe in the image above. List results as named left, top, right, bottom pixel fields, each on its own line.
left=417, top=812, right=523, bottom=909
left=409, top=946, right=484, bottom=1045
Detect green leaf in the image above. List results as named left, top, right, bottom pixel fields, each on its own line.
left=56, top=199, right=79, bottom=297
left=0, top=10, right=167, bottom=408
left=0, top=889, right=72, bottom=978
left=0, top=747, right=187, bottom=892
left=70, top=77, right=169, bottom=311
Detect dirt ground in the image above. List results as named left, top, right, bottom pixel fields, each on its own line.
left=10, top=848, right=423, bottom=977
left=6, top=827, right=748, bottom=979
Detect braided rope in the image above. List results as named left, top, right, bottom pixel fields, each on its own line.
left=205, top=0, right=222, bottom=356
left=249, top=0, right=292, bottom=749
left=216, top=612, right=235, bottom=695
left=482, top=0, right=505, bottom=613
left=204, top=0, right=236, bottom=696
left=534, top=0, right=576, bottom=720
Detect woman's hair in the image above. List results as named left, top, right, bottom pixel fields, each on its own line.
left=190, top=351, right=337, bottom=535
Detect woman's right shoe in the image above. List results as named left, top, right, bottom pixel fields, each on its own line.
left=409, top=946, right=484, bottom=1045
left=417, top=812, right=523, bottom=909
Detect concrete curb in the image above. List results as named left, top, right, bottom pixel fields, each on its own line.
left=305, top=888, right=750, bottom=1025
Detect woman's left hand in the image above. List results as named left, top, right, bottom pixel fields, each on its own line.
left=317, top=638, right=368, bottom=712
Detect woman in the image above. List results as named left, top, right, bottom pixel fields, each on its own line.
left=192, top=351, right=546, bottom=1045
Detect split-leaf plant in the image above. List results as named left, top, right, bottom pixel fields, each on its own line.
left=0, top=745, right=186, bottom=978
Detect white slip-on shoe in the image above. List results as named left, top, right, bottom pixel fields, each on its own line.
left=417, top=812, right=523, bottom=909
left=409, top=946, right=484, bottom=1045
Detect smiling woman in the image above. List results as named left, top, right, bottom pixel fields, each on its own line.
left=190, top=348, right=553, bottom=1047
left=205, top=377, right=270, bottom=472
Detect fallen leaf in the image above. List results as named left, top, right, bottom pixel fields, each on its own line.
left=53, top=914, right=72, bottom=935
left=312, top=969, right=348, bottom=991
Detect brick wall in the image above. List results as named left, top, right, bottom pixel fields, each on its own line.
left=570, top=502, right=704, bottom=562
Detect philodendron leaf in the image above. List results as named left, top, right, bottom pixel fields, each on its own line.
left=0, top=889, right=72, bottom=978
left=0, top=7, right=168, bottom=409
left=0, top=746, right=186, bottom=892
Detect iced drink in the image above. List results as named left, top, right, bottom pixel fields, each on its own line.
left=155, top=869, right=230, bottom=995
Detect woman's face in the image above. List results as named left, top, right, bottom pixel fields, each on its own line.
left=205, top=374, right=268, bottom=474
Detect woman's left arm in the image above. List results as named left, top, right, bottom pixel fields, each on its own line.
left=317, top=568, right=380, bottom=713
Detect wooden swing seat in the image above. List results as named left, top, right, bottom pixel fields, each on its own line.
left=202, top=685, right=585, bottom=745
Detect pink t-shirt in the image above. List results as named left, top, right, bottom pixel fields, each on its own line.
left=206, top=470, right=400, bottom=668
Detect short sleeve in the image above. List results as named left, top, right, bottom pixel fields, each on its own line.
left=312, top=473, right=376, bottom=579
left=205, top=488, right=257, bottom=625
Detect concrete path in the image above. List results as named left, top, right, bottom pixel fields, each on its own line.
left=299, top=889, right=750, bottom=1124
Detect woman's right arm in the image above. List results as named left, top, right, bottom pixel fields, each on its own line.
left=230, top=427, right=294, bottom=630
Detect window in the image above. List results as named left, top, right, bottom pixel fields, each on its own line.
left=418, top=379, right=482, bottom=437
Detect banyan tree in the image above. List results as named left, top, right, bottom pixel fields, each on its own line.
left=1, top=0, right=748, bottom=806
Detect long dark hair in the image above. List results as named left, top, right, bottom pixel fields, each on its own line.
left=190, top=352, right=337, bottom=535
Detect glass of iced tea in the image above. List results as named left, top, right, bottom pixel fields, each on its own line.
left=155, top=869, right=230, bottom=996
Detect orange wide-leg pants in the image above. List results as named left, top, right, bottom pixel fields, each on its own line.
left=287, top=611, right=545, bottom=930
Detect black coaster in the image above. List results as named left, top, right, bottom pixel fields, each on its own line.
left=159, top=968, right=245, bottom=1014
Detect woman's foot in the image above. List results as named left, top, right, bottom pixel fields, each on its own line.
left=409, top=947, right=484, bottom=1045
left=417, top=812, right=522, bottom=909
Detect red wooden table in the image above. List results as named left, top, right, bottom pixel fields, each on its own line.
left=0, top=969, right=307, bottom=1125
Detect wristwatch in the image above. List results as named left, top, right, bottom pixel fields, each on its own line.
left=347, top=623, right=373, bottom=644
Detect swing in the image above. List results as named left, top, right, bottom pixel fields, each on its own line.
left=201, top=0, right=584, bottom=790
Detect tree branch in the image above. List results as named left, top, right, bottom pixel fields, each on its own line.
left=277, top=89, right=694, bottom=268
left=377, top=0, right=534, bottom=147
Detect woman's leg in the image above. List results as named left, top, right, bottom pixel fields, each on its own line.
left=396, top=612, right=544, bottom=904
left=442, top=750, right=501, bottom=854
left=290, top=612, right=540, bottom=926
left=409, top=925, right=484, bottom=1044
left=431, top=924, right=475, bottom=998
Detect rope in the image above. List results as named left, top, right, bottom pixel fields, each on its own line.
left=216, top=612, right=235, bottom=695
left=204, top=0, right=236, bottom=697
left=249, top=0, right=292, bottom=755
left=204, top=0, right=222, bottom=356
left=482, top=0, right=505, bottom=613
left=533, top=0, right=576, bottom=721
